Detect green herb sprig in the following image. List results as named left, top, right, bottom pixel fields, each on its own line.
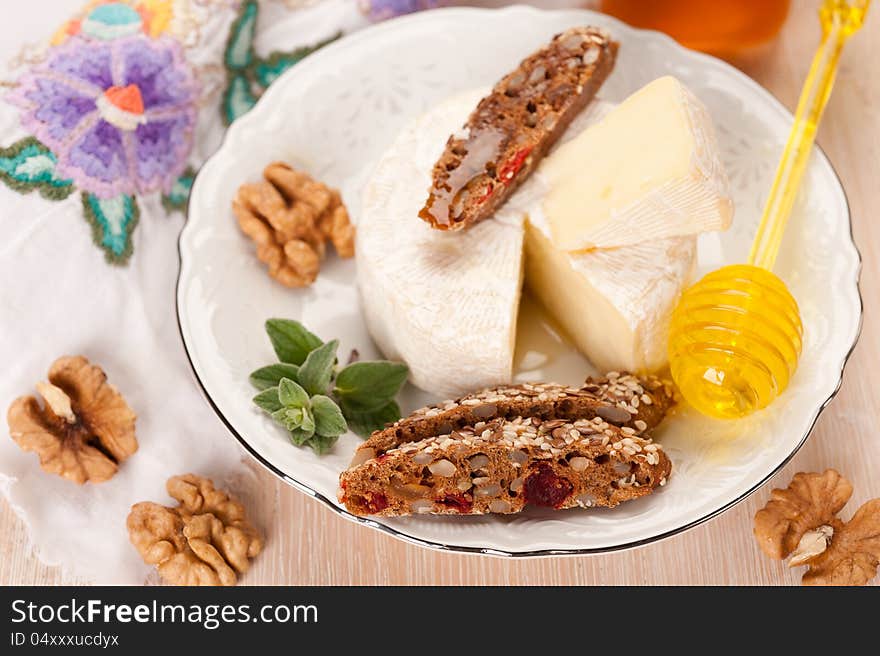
left=250, top=319, right=408, bottom=454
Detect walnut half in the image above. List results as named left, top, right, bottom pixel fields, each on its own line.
left=233, top=162, right=355, bottom=288
left=128, top=474, right=263, bottom=586
left=753, top=469, right=851, bottom=560
left=6, top=356, right=137, bottom=484
left=754, top=470, right=880, bottom=586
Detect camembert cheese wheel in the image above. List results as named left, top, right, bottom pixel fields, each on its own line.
left=359, top=86, right=716, bottom=397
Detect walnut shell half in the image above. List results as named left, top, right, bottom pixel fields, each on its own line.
left=753, top=470, right=852, bottom=560
left=754, top=469, right=880, bottom=586
left=7, top=356, right=137, bottom=484
left=128, top=474, right=263, bottom=586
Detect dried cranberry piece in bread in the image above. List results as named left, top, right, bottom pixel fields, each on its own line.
left=419, top=26, right=618, bottom=231
left=349, top=373, right=674, bottom=467
left=338, top=415, right=671, bottom=517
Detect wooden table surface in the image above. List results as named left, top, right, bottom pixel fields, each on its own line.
left=3, top=1, right=879, bottom=586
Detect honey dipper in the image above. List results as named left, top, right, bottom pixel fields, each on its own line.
left=668, top=0, right=870, bottom=419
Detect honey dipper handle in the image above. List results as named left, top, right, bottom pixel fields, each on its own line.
left=748, top=0, right=870, bottom=270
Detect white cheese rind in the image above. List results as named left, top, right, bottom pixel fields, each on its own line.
left=540, top=76, right=733, bottom=251
left=358, top=91, right=524, bottom=398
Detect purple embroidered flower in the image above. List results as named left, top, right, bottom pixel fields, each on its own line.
left=8, top=34, right=199, bottom=198
left=359, top=0, right=444, bottom=22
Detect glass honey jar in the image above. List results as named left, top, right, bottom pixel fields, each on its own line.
left=599, top=0, right=791, bottom=56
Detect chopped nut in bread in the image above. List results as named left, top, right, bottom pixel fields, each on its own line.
left=419, top=26, right=618, bottom=231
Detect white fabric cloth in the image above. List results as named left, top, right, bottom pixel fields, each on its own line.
left=0, top=0, right=367, bottom=585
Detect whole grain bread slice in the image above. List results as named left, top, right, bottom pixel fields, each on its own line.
left=349, top=373, right=674, bottom=467
left=339, top=414, right=671, bottom=517
left=419, top=26, right=618, bottom=231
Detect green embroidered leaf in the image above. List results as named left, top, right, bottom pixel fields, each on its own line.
left=334, top=361, right=409, bottom=411
left=222, top=74, right=259, bottom=125
left=81, top=193, right=139, bottom=265
left=249, top=363, right=300, bottom=390
left=253, top=387, right=283, bottom=413
left=161, top=167, right=195, bottom=213
left=221, top=0, right=259, bottom=125
left=277, top=377, right=310, bottom=408
left=0, top=137, right=74, bottom=200
left=311, top=395, right=348, bottom=437
left=298, top=339, right=339, bottom=396
left=252, top=57, right=294, bottom=89
left=224, top=0, right=257, bottom=71
left=220, top=1, right=343, bottom=124
left=253, top=33, right=342, bottom=88
left=340, top=399, right=401, bottom=438
left=265, top=319, right=323, bottom=365
left=306, top=433, right=339, bottom=455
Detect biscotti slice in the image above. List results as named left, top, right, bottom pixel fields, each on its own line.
left=339, top=415, right=671, bottom=517
left=350, top=373, right=674, bottom=467
left=418, top=26, right=618, bottom=231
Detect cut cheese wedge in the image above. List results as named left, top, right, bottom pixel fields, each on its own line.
left=524, top=215, right=696, bottom=373
left=512, top=100, right=698, bottom=374
left=540, top=76, right=733, bottom=251
left=359, top=89, right=707, bottom=397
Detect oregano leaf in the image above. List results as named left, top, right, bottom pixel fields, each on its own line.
left=298, top=339, right=339, bottom=396
left=300, top=406, right=316, bottom=435
left=307, top=433, right=339, bottom=455
left=340, top=399, right=401, bottom=438
left=278, top=377, right=309, bottom=408
left=288, top=426, right=314, bottom=446
left=334, top=361, right=409, bottom=411
left=249, top=363, right=301, bottom=390
left=272, top=406, right=304, bottom=431
left=265, top=319, right=322, bottom=365
left=311, top=395, right=348, bottom=437
left=253, top=387, right=283, bottom=413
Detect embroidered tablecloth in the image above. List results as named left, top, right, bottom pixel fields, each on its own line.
left=0, top=0, right=455, bottom=585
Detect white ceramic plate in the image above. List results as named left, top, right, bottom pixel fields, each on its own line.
left=177, top=6, right=862, bottom=555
